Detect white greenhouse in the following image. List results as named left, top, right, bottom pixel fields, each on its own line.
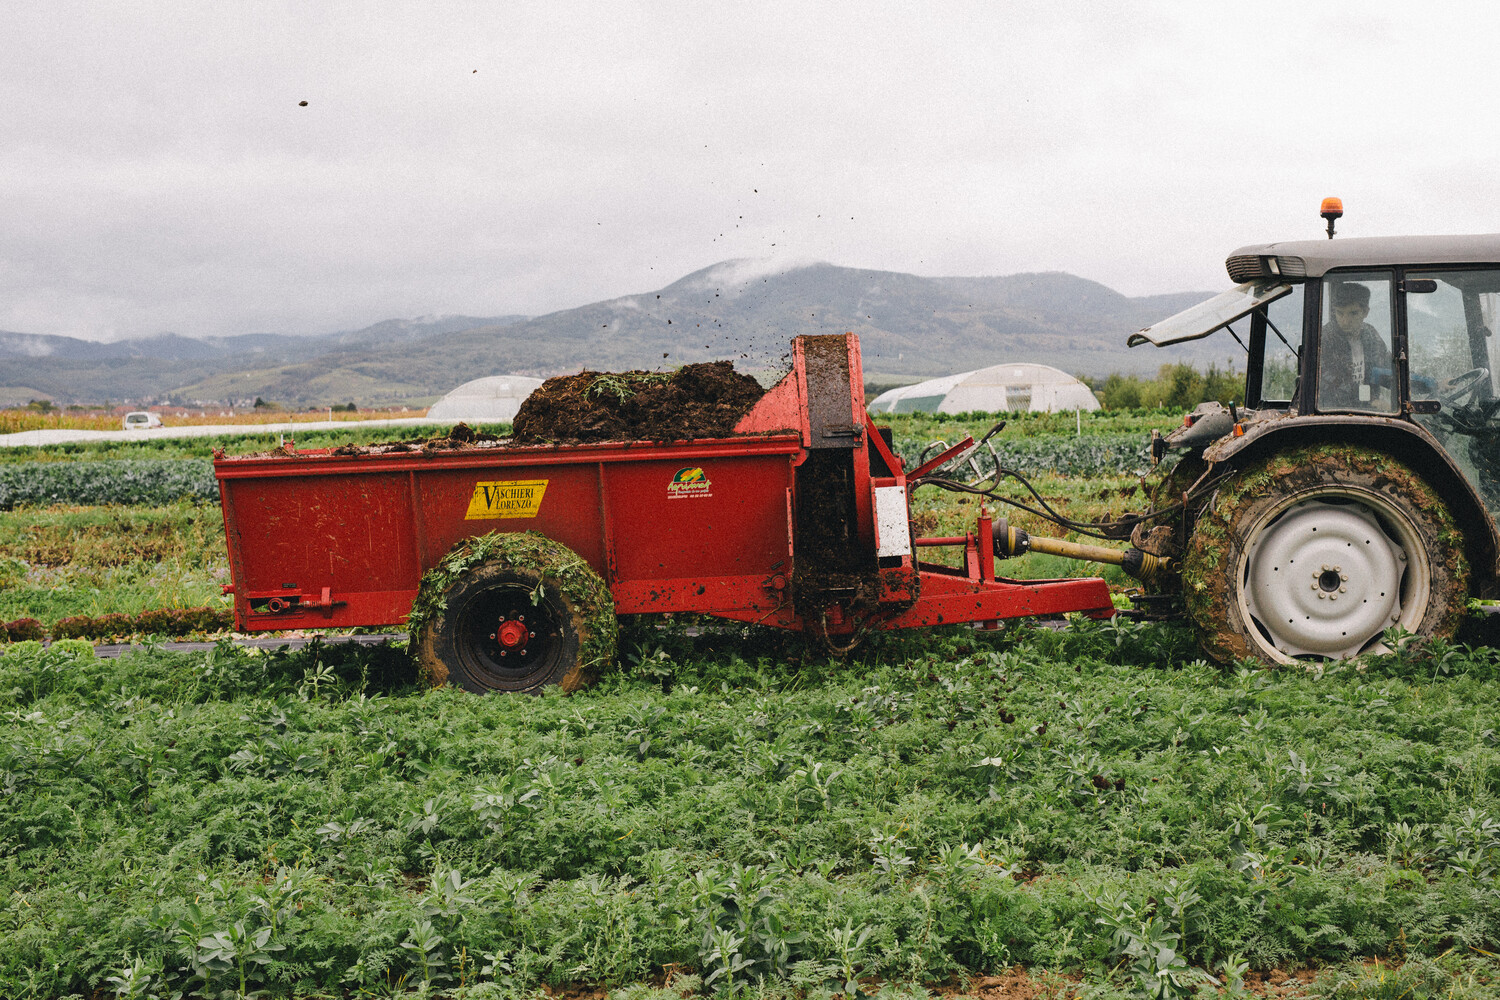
left=427, top=376, right=545, bottom=423
left=867, top=363, right=1099, bottom=415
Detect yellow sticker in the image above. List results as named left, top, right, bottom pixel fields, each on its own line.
left=466, top=480, right=549, bottom=519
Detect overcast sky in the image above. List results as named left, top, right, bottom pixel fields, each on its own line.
left=4, top=1, right=1499, bottom=341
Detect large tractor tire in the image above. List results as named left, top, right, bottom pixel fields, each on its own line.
left=1181, top=446, right=1469, bottom=664
left=411, top=532, right=617, bottom=694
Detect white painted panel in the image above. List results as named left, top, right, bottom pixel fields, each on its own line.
left=874, top=485, right=912, bottom=558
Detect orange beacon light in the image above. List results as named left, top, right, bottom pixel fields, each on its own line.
left=1321, top=196, right=1343, bottom=239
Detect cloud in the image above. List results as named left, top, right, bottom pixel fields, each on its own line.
left=687, top=258, right=826, bottom=297
left=2, top=1, right=1500, bottom=339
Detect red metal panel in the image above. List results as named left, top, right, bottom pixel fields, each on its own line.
left=222, top=469, right=423, bottom=599
left=976, top=513, right=995, bottom=583
left=845, top=336, right=867, bottom=413
left=850, top=432, right=876, bottom=553
left=215, top=434, right=806, bottom=631
left=734, top=373, right=807, bottom=442
left=611, top=575, right=785, bottom=613
left=412, top=461, right=609, bottom=575
left=409, top=470, right=431, bottom=568
left=605, top=454, right=796, bottom=585
left=219, top=482, right=251, bottom=629
left=876, top=570, right=1115, bottom=628
left=600, top=460, right=619, bottom=586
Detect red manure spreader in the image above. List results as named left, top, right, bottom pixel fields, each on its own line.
left=215, top=334, right=1114, bottom=693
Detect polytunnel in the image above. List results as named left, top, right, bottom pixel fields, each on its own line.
left=426, top=375, right=545, bottom=423
left=867, top=363, right=1100, bottom=414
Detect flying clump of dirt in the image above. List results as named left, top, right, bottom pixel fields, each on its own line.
left=510, top=361, right=766, bottom=443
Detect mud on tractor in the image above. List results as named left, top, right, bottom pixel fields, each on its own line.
left=1122, top=207, right=1500, bottom=663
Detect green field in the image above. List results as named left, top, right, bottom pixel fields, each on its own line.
left=3, top=625, right=1498, bottom=1000
left=1, top=415, right=1497, bottom=1000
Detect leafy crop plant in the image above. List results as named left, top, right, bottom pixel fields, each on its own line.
left=0, top=595, right=1498, bottom=998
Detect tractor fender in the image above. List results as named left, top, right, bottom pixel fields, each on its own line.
left=1201, top=413, right=1500, bottom=586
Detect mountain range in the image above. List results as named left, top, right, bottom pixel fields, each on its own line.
left=0, top=261, right=1228, bottom=407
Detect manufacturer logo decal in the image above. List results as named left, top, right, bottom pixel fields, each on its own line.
left=466, top=479, right=549, bottom=519
left=667, top=466, right=712, bottom=499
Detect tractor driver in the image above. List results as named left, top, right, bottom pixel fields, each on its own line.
left=1318, top=281, right=1393, bottom=410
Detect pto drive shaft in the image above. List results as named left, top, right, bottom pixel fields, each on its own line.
left=991, top=517, right=1173, bottom=585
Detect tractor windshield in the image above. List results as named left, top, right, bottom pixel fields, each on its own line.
left=1315, top=273, right=1397, bottom=413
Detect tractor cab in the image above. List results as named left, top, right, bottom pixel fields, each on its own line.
left=1133, top=234, right=1500, bottom=543
left=1128, top=217, right=1500, bottom=663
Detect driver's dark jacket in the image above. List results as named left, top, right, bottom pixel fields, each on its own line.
left=1318, top=321, right=1392, bottom=409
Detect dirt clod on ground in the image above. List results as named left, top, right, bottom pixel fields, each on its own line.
left=510, top=361, right=765, bottom=443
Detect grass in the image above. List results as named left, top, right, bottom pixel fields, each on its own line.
left=0, top=502, right=231, bottom=625
left=0, top=622, right=1496, bottom=998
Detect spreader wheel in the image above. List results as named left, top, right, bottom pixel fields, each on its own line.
left=1182, top=447, right=1468, bottom=664
left=414, top=533, right=616, bottom=694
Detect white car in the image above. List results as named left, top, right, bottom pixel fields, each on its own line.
left=122, top=411, right=163, bottom=430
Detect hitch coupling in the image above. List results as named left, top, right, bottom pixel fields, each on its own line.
left=992, top=518, right=1173, bottom=585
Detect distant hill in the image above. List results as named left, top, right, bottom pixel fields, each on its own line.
left=0, top=316, right=526, bottom=405
left=0, top=263, right=1227, bottom=406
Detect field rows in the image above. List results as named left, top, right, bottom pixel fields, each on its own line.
left=2, top=624, right=1498, bottom=999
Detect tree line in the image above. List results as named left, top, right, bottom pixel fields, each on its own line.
left=1082, top=362, right=1243, bottom=410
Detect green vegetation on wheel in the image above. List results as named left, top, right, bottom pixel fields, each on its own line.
left=410, top=531, right=617, bottom=694
left=1181, top=445, right=1469, bottom=664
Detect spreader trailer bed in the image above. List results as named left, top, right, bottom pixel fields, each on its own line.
left=215, top=334, right=1114, bottom=693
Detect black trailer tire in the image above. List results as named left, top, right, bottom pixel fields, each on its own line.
left=1181, top=446, right=1469, bottom=665
left=411, top=532, right=617, bottom=694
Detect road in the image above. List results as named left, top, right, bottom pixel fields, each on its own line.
left=0, top=416, right=456, bottom=449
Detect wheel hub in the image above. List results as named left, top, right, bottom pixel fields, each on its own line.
left=491, top=616, right=533, bottom=655
left=1242, top=500, right=1408, bottom=658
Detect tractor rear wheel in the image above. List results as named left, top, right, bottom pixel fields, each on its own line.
left=1181, top=446, right=1468, bottom=664
left=413, top=533, right=617, bottom=694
